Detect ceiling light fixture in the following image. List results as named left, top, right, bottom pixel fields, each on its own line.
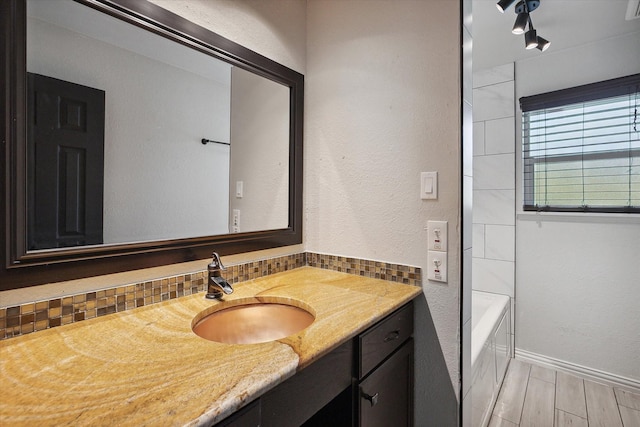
left=497, top=0, right=550, bottom=53
left=512, top=12, right=529, bottom=34
left=496, top=0, right=518, bottom=13
left=535, top=36, right=550, bottom=51
left=514, top=0, right=540, bottom=14
left=525, top=28, right=538, bottom=49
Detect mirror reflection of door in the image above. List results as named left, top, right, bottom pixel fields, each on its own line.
left=27, top=72, right=105, bottom=249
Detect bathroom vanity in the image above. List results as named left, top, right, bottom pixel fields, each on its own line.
left=0, top=267, right=421, bottom=426
left=222, top=301, right=414, bottom=427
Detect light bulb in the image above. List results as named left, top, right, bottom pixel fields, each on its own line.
left=525, top=29, right=538, bottom=49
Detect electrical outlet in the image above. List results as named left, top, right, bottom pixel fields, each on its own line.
left=427, top=250, right=447, bottom=282
left=232, top=209, right=240, bottom=233
left=427, top=220, right=448, bottom=251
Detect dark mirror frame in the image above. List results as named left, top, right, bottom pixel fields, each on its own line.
left=0, top=0, right=303, bottom=290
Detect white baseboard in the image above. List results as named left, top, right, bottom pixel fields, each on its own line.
left=515, top=348, right=640, bottom=392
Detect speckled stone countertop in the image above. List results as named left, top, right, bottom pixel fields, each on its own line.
left=0, top=267, right=421, bottom=426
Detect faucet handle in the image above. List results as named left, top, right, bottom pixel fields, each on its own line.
left=209, top=252, right=226, bottom=271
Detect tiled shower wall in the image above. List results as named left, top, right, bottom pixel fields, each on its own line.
left=0, top=252, right=421, bottom=340
left=472, top=63, right=516, bottom=328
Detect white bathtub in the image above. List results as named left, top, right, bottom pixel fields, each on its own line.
left=471, top=291, right=511, bottom=427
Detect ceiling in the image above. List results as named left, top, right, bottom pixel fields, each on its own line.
left=472, top=0, right=640, bottom=70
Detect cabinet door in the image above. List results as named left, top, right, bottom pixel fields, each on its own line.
left=215, top=400, right=260, bottom=427
left=358, top=339, right=413, bottom=427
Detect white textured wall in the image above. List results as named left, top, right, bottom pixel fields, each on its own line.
left=27, top=15, right=231, bottom=243
left=515, top=32, right=640, bottom=383
left=306, top=0, right=462, bottom=403
left=229, top=67, right=290, bottom=233
left=148, top=0, right=306, bottom=74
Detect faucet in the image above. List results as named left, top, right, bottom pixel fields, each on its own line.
left=206, top=252, right=233, bottom=299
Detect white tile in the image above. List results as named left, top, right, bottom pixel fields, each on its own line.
left=473, top=224, right=485, bottom=258
left=463, top=101, right=473, bottom=177
left=463, top=247, right=472, bottom=322
left=472, top=258, right=514, bottom=296
left=485, top=225, right=515, bottom=262
left=473, top=121, right=485, bottom=157
left=473, top=189, right=515, bottom=226
left=473, top=63, right=514, bottom=88
left=462, top=317, right=472, bottom=397
left=462, top=0, right=472, bottom=33
left=473, top=80, right=515, bottom=122
left=473, top=154, right=514, bottom=190
left=485, top=117, right=515, bottom=155
left=463, top=176, right=473, bottom=250
left=463, top=27, right=473, bottom=105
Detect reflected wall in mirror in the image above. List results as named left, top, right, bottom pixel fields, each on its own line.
left=1, top=0, right=303, bottom=290
left=26, top=0, right=289, bottom=250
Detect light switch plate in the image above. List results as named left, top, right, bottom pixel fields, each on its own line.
left=420, top=171, right=438, bottom=200
left=427, top=220, right=448, bottom=251
left=427, top=250, right=447, bottom=282
left=236, top=181, right=243, bottom=198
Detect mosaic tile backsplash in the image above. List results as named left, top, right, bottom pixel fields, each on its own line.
left=0, top=252, right=420, bottom=340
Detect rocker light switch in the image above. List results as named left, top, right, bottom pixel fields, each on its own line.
left=420, top=172, right=438, bottom=200
left=236, top=181, right=243, bottom=198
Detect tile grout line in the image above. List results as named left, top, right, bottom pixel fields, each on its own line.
left=552, top=372, right=557, bottom=425
left=580, top=377, right=589, bottom=424
left=517, top=364, right=532, bottom=425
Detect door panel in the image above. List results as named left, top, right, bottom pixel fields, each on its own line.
left=27, top=73, right=105, bottom=249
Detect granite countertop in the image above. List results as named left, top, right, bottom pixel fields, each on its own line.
left=0, top=267, right=421, bottom=426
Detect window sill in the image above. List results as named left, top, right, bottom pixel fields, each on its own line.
left=517, top=210, right=640, bottom=224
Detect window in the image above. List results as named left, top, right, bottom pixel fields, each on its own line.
left=520, top=74, right=640, bottom=213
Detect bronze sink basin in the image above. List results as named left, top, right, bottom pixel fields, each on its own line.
left=192, top=299, right=315, bottom=344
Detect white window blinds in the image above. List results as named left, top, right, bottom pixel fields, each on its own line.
left=521, top=74, right=640, bottom=213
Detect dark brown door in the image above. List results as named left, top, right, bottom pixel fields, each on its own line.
left=27, top=73, right=105, bottom=249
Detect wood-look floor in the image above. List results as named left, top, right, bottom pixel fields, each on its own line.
left=489, top=360, right=640, bottom=427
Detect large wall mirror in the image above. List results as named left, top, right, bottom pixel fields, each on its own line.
left=1, top=0, right=303, bottom=290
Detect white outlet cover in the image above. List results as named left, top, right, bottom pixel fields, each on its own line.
left=427, top=250, right=447, bottom=282
left=427, top=220, right=448, bottom=251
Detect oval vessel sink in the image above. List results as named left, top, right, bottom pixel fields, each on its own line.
left=193, top=301, right=315, bottom=344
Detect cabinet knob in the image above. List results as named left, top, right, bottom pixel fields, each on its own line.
left=362, top=391, right=379, bottom=407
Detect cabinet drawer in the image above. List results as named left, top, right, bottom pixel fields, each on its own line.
left=359, top=339, right=413, bottom=427
left=358, top=302, right=413, bottom=379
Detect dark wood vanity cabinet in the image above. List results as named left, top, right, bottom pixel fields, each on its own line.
left=357, top=303, right=414, bottom=427
left=358, top=340, right=413, bottom=427
left=214, top=301, right=414, bottom=427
